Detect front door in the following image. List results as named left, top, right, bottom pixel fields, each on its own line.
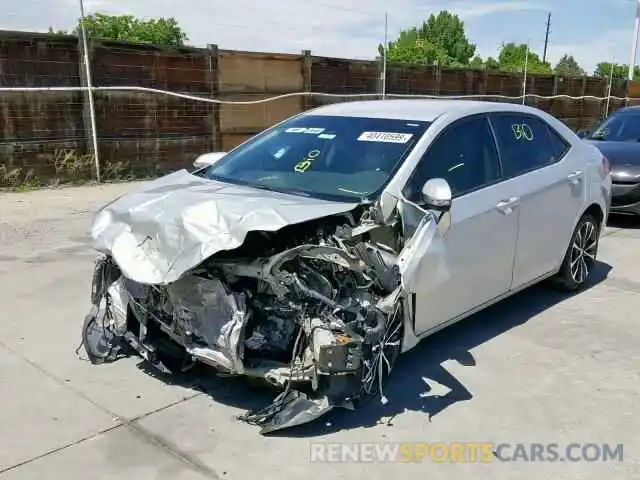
left=399, top=115, right=518, bottom=336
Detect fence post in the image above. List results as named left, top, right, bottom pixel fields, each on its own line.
left=551, top=75, right=559, bottom=119
left=624, top=79, right=630, bottom=108
left=376, top=55, right=383, bottom=98
left=528, top=75, right=536, bottom=108
left=602, top=76, right=610, bottom=120
left=434, top=63, right=441, bottom=96
left=580, top=74, right=587, bottom=129
left=301, top=50, right=312, bottom=112
left=78, top=34, right=100, bottom=181
left=482, top=70, right=489, bottom=98
left=206, top=44, right=222, bottom=152
left=465, top=70, right=474, bottom=97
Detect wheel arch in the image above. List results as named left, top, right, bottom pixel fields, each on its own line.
left=583, top=202, right=605, bottom=230
left=555, top=202, right=605, bottom=274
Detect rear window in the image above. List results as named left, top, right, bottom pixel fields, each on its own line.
left=490, top=114, right=564, bottom=177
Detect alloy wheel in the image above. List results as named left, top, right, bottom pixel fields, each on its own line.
left=569, top=220, right=598, bottom=284
left=361, top=303, right=403, bottom=402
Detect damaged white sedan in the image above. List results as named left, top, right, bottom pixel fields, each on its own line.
left=82, top=99, right=611, bottom=434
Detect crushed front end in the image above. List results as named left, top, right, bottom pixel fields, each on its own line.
left=82, top=204, right=410, bottom=434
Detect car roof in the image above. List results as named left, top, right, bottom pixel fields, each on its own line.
left=309, top=99, right=546, bottom=122
left=610, top=105, right=640, bottom=115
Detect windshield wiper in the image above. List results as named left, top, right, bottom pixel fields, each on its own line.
left=248, top=182, right=312, bottom=197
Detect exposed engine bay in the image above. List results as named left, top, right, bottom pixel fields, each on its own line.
left=82, top=180, right=445, bottom=434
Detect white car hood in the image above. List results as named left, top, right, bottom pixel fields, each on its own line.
left=91, top=169, right=358, bottom=285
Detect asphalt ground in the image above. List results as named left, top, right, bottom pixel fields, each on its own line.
left=0, top=181, right=638, bottom=479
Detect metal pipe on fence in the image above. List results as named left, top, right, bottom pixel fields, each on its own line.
left=605, top=62, right=615, bottom=117
left=382, top=12, right=388, bottom=100
left=0, top=86, right=630, bottom=102
left=522, top=43, right=529, bottom=105
left=78, top=0, right=101, bottom=183
left=629, top=0, right=640, bottom=80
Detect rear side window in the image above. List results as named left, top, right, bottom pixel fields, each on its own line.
left=490, top=113, right=566, bottom=177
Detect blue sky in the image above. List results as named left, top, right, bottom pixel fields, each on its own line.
left=3, top=0, right=640, bottom=74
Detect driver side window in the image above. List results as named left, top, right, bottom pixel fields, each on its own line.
left=403, top=115, right=501, bottom=202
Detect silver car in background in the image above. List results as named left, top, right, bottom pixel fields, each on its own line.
left=83, top=99, right=612, bottom=434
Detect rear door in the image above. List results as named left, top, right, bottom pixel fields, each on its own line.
left=400, top=114, right=519, bottom=335
left=488, top=112, right=586, bottom=288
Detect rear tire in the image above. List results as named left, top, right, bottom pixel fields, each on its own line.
left=552, top=212, right=600, bottom=292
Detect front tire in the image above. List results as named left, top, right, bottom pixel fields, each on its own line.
left=553, top=212, right=600, bottom=292
left=357, top=304, right=404, bottom=405
left=82, top=311, right=117, bottom=364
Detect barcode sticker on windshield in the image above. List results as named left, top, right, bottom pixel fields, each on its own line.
left=358, top=131, right=413, bottom=143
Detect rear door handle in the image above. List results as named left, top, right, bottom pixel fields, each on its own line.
left=567, top=170, right=583, bottom=184
left=496, top=197, right=519, bottom=214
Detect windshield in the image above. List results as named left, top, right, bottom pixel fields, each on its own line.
left=196, top=114, right=431, bottom=202
left=588, top=111, right=640, bottom=142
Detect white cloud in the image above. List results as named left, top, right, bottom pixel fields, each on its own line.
left=5, top=0, right=631, bottom=75
left=2, top=0, right=546, bottom=60
left=537, top=29, right=632, bottom=74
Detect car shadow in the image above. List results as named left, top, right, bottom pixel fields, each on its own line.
left=135, top=260, right=613, bottom=437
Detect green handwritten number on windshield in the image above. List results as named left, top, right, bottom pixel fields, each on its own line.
left=294, top=149, right=320, bottom=173
left=512, top=123, right=534, bottom=141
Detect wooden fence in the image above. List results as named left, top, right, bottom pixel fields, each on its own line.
left=0, top=29, right=638, bottom=186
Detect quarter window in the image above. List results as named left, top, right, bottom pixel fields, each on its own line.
left=403, top=116, right=501, bottom=201
left=548, top=127, right=570, bottom=159
left=491, top=114, right=566, bottom=177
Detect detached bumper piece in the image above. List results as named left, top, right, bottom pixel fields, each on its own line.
left=238, top=390, right=334, bottom=435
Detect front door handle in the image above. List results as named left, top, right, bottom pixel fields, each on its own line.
left=567, top=170, right=583, bottom=184
left=496, top=196, right=519, bottom=214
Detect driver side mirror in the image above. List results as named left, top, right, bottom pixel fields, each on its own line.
left=421, top=178, right=452, bottom=212
left=576, top=129, right=590, bottom=139
left=193, top=151, right=226, bottom=169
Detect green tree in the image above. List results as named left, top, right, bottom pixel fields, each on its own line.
left=484, top=56, right=500, bottom=71
left=49, top=13, right=188, bottom=46
left=47, top=28, right=69, bottom=36
left=554, top=54, right=585, bottom=76
left=594, top=62, right=638, bottom=80
left=467, top=55, right=500, bottom=71
left=497, top=42, right=552, bottom=74
left=469, top=55, right=484, bottom=69
left=381, top=10, right=476, bottom=67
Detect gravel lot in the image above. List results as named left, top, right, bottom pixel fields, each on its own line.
left=0, top=182, right=639, bottom=479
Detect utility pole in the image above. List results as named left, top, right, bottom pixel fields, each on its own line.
left=382, top=12, right=387, bottom=99
left=542, top=12, right=551, bottom=64
left=629, top=0, right=640, bottom=80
